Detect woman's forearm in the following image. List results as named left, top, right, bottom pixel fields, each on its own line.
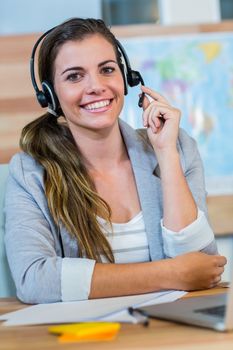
left=88, top=252, right=226, bottom=299
left=89, top=260, right=171, bottom=299
left=156, top=148, right=197, bottom=231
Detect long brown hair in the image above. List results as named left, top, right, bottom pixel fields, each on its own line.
left=20, top=18, right=123, bottom=262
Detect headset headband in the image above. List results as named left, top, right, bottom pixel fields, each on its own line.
left=30, top=27, right=56, bottom=95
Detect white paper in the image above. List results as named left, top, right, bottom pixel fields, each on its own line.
left=101, top=290, right=187, bottom=323
left=0, top=290, right=187, bottom=326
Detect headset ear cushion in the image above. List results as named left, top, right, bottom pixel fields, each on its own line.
left=42, top=81, right=59, bottom=112
left=127, top=70, right=141, bottom=87
left=36, top=91, right=48, bottom=108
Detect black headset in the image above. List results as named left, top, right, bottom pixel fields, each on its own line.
left=30, top=26, right=145, bottom=116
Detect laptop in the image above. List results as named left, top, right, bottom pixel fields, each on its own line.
left=135, top=280, right=233, bottom=332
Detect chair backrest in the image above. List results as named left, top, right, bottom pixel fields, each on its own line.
left=0, top=164, right=16, bottom=297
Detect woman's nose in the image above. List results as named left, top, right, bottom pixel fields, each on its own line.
left=85, top=74, right=106, bottom=94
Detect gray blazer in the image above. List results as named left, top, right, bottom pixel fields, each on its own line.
left=4, top=119, right=217, bottom=303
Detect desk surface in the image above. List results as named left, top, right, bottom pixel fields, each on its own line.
left=0, top=286, right=233, bottom=350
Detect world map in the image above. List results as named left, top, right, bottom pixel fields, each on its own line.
left=120, top=32, right=233, bottom=195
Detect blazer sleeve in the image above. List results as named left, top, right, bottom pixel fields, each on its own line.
left=4, top=153, right=95, bottom=304
left=176, top=128, right=218, bottom=255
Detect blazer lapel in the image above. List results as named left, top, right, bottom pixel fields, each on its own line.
left=119, top=119, right=165, bottom=260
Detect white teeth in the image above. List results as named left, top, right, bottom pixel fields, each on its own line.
left=84, top=100, right=110, bottom=110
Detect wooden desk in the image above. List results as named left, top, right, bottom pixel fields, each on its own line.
left=0, top=287, right=233, bottom=350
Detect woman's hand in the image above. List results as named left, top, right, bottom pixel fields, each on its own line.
left=167, top=252, right=227, bottom=291
left=141, top=85, right=181, bottom=154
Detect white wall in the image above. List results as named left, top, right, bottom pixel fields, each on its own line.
left=0, top=0, right=102, bottom=35
left=159, top=0, right=221, bottom=25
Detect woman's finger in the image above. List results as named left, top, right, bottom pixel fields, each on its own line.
left=146, top=105, right=163, bottom=133
left=213, top=275, right=222, bottom=285
left=217, top=256, right=227, bottom=267
left=142, top=93, right=150, bottom=113
left=143, top=102, right=180, bottom=129
left=141, top=85, right=169, bottom=105
left=144, top=104, right=163, bottom=131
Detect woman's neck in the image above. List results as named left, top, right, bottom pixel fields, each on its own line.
left=71, top=122, right=128, bottom=172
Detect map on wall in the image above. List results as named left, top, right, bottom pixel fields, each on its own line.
left=120, top=32, right=233, bottom=195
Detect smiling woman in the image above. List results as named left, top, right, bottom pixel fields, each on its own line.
left=4, top=18, right=226, bottom=304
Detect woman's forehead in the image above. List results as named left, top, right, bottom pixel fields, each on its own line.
left=58, top=34, right=115, bottom=56
left=54, top=35, right=117, bottom=69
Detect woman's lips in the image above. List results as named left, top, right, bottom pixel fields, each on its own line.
left=81, top=99, right=112, bottom=111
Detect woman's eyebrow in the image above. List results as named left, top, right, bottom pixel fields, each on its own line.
left=61, top=66, right=83, bottom=75
left=61, top=59, right=118, bottom=75
left=98, top=59, right=118, bottom=67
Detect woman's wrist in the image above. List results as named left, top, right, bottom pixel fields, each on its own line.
left=150, top=258, right=176, bottom=290
left=153, top=144, right=178, bottom=158
left=154, top=148, right=181, bottom=177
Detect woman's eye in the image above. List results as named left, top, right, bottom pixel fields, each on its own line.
left=102, top=66, right=115, bottom=74
left=66, top=72, right=81, bottom=82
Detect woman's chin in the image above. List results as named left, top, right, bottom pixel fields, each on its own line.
left=84, top=115, right=118, bottom=131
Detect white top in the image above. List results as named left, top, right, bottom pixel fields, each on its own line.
left=98, top=211, right=150, bottom=263
left=62, top=208, right=215, bottom=301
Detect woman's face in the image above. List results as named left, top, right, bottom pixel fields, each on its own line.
left=53, top=34, right=125, bottom=135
